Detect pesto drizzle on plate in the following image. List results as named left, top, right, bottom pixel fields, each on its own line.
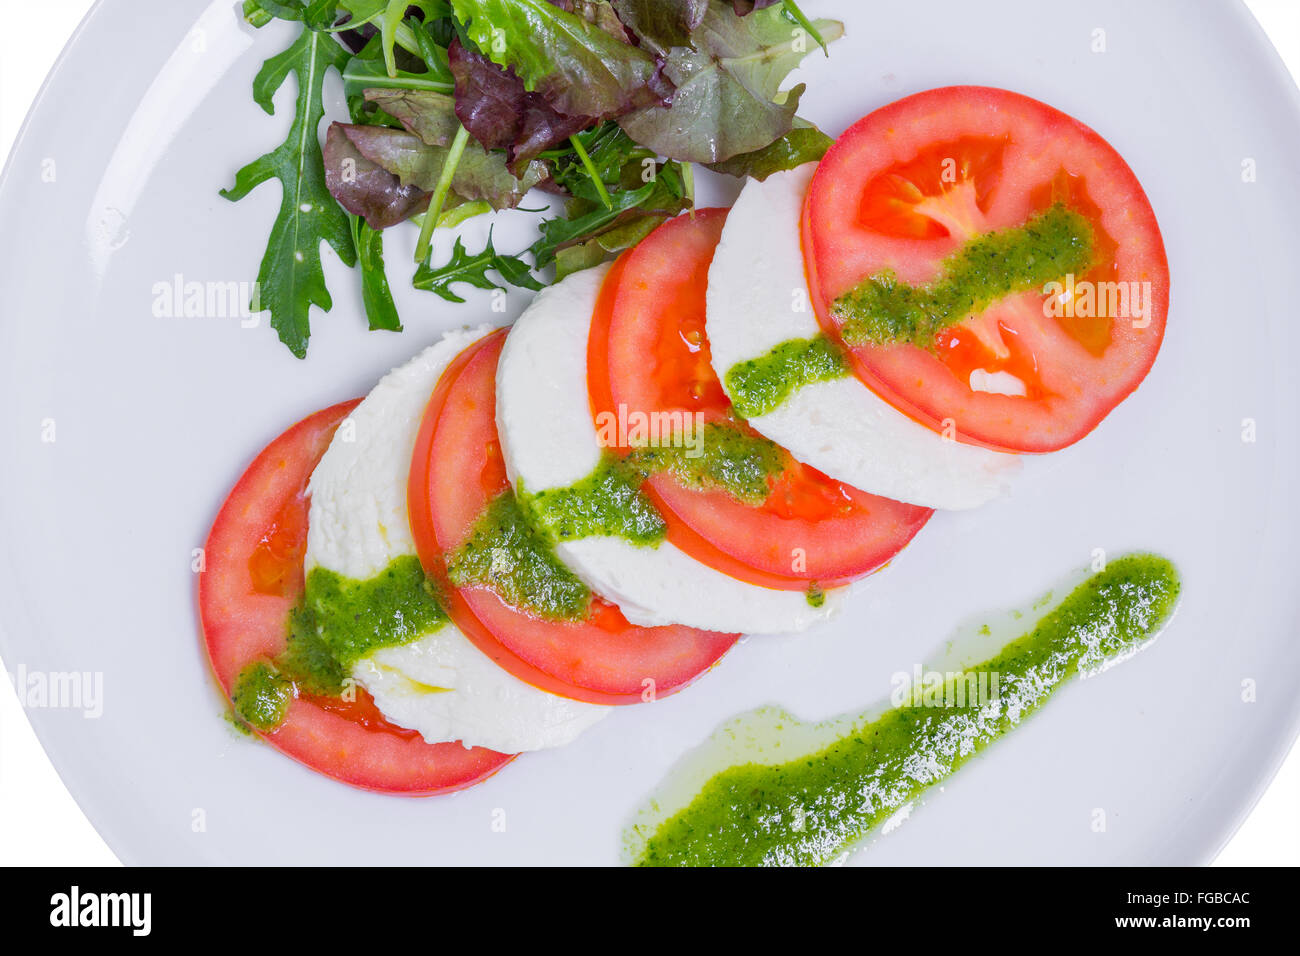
left=628, top=554, right=1180, bottom=867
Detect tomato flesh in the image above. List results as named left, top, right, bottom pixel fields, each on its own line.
left=408, top=331, right=739, bottom=706
left=199, top=401, right=515, bottom=795
left=589, top=210, right=932, bottom=589
left=804, top=86, right=1170, bottom=453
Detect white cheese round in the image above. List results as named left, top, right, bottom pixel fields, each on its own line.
left=706, top=164, right=1020, bottom=511
left=496, top=266, right=843, bottom=635
left=306, top=327, right=609, bottom=753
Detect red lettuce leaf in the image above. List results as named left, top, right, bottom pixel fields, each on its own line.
left=323, top=120, right=429, bottom=230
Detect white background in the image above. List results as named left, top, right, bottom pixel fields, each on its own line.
left=0, top=0, right=1296, bottom=868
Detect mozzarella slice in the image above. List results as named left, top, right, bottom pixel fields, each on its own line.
left=496, top=266, right=843, bottom=635
left=706, top=164, right=1020, bottom=511
left=306, top=327, right=609, bottom=753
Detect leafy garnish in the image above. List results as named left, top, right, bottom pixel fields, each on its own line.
left=364, top=88, right=462, bottom=145
left=342, top=56, right=453, bottom=99
left=413, top=232, right=544, bottom=302
left=227, top=0, right=844, bottom=353
left=619, top=2, right=843, bottom=163
left=610, top=0, right=707, bottom=56
left=530, top=172, right=684, bottom=268
left=448, top=39, right=597, bottom=171
left=327, top=122, right=546, bottom=209
left=350, top=214, right=403, bottom=330
left=221, top=26, right=357, bottom=358
left=553, top=212, right=662, bottom=279
left=705, top=119, right=832, bottom=180
left=532, top=122, right=688, bottom=274
left=324, top=122, right=430, bottom=228
left=450, top=0, right=664, bottom=118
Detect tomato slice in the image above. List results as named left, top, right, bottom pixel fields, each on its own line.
left=589, top=210, right=933, bottom=590
left=408, top=330, right=739, bottom=706
left=804, top=86, right=1170, bottom=453
left=199, top=401, right=515, bottom=795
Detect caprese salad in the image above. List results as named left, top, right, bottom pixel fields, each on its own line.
left=200, top=86, right=1169, bottom=802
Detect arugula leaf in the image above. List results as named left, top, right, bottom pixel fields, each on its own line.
left=242, top=0, right=359, bottom=30
left=705, top=119, right=832, bottom=180
left=618, top=1, right=843, bottom=164
left=350, top=214, right=403, bottom=330
left=221, top=26, right=357, bottom=358
left=413, top=232, right=544, bottom=302
left=547, top=122, right=640, bottom=200
left=553, top=211, right=663, bottom=279
left=449, top=0, right=663, bottom=118
left=530, top=169, right=685, bottom=268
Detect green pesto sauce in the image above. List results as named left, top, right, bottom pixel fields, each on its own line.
left=521, top=455, right=667, bottom=546
left=833, top=203, right=1095, bottom=350
left=448, top=491, right=592, bottom=621
left=724, top=336, right=849, bottom=420
left=521, top=422, right=787, bottom=547
left=231, top=661, right=293, bottom=733
left=630, top=554, right=1180, bottom=867
left=282, top=555, right=447, bottom=695
left=232, top=555, right=448, bottom=732
left=638, top=421, right=786, bottom=506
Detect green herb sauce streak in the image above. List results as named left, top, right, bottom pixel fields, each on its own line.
left=231, top=555, right=448, bottom=730
left=455, top=423, right=787, bottom=621
left=630, top=554, right=1180, bottom=867
left=833, top=203, right=1095, bottom=350
left=724, top=336, right=849, bottom=419
left=448, top=492, right=593, bottom=622
left=522, top=422, right=787, bottom=546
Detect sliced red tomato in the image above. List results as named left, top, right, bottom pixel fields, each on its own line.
left=408, top=330, right=738, bottom=706
left=199, top=401, right=514, bottom=795
left=588, top=210, right=932, bottom=590
left=804, top=86, right=1170, bottom=453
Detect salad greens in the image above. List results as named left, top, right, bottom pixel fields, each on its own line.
left=220, top=27, right=356, bottom=358
left=225, top=0, right=841, bottom=356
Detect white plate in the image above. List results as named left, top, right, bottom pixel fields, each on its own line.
left=2, top=0, right=1298, bottom=866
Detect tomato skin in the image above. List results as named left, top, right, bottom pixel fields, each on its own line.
left=408, top=331, right=739, bottom=706
left=591, top=211, right=932, bottom=589
left=199, top=401, right=515, bottom=795
left=804, top=86, right=1171, bottom=453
